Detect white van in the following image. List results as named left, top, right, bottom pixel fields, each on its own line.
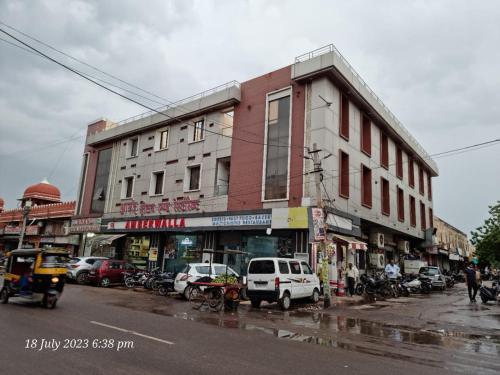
left=246, top=257, right=320, bottom=310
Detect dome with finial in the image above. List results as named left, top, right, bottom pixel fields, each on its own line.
left=0, top=197, right=4, bottom=212
left=22, top=178, right=61, bottom=204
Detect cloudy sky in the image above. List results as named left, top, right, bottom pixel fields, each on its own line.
left=0, top=0, right=499, bottom=235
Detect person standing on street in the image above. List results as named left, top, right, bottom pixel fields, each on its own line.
left=464, top=263, right=479, bottom=302
left=385, top=259, right=398, bottom=280
left=346, top=262, right=359, bottom=296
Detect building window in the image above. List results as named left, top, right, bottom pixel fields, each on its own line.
left=160, top=130, right=169, bottom=150
left=381, top=177, right=390, bottom=216
left=361, top=164, right=372, bottom=207
left=215, top=157, right=231, bottom=196
left=122, top=176, right=134, bottom=199
left=396, top=147, right=403, bottom=180
left=420, top=201, right=426, bottom=230
left=264, top=90, right=291, bottom=200
left=397, top=187, right=404, bottom=222
left=340, top=94, right=349, bottom=140
left=128, top=137, right=139, bottom=158
left=150, top=171, right=164, bottom=196
left=185, top=165, right=201, bottom=191
left=361, top=115, right=371, bottom=155
left=427, top=175, right=432, bottom=201
left=193, top=120, right=205, bottom=142
left=410, top=195, right=416, bottom=227
left=429, top=207, right=434, bottom=228
left=90, top=148, right=112, bottom=214
left=339, top=150, right=349, bottom=198
left=408, top=158, right=415, bottom=188
left=380, top=133, right=389, bottom=169
left=419, top=165, right=425, bottom=196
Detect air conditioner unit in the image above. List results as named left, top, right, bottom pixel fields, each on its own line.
left=398, top=240, right=410, bottom=254
left=370, top=232, right=385, bottom=248
left=369, top=253, right=385, bottom=269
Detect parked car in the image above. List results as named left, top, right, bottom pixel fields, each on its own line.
left=419, top=266, right=446, bottom=290
left=174, top=263, right=239, bottom=299
left=87, top=259, right=138, bottom=287
left=66, top=256, right=109, bottom=284
left=246, top=257, right=320, bottom=311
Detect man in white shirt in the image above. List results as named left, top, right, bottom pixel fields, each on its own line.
left=385, top=259, right=399, bottom=280
left=346, top=262, right=359, bottom=296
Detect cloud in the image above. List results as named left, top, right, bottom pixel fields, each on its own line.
left=0, top=0, right=499, bottom=235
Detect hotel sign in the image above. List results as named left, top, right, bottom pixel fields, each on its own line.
left=120, top=198, right=200, bottom=216
left=69, top=217, right=102, bottom=233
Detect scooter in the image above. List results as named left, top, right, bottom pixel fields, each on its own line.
left=479, top=277, right=500, bottom=304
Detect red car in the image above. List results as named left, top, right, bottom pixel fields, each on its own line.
left=87, top=260, right=137, bottom=287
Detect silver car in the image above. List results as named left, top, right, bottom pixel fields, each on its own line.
left=67, top=256, right=109, bottom=284
left=419, top=266, right=446, bottom=290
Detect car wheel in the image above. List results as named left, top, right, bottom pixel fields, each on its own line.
left=0, top=288, right=9, bottom=304
left=278, top=292, right=291, bottom=311
left=183, top=286, right=192, bottom=300
left=250, top=298, right=261, bottom=308
left=311, top=288, right=320, bottom=303
left=76, top=272, right=89, bottom=285
left=100, top=277, right=111, bottom=288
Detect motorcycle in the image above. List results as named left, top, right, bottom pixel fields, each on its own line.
left=124, top=271, right=150, bottom=288
left=358, top=274, right=393, bottom=298
left=400, top=274, right=431, bottom=295
left=479, top=276, right=500, bottom=304
left=154, top=272, right=176, bottom=296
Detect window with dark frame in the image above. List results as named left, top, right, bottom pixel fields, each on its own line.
left=339, top=150, right=349, bottom=198
left=380, top=133, right=389, bottom=169
left=381, top=177, right=390, bottom=216
left=397, top=187, right=404, bottom=222
left=396, top=147, right=403, bottom=179
left=408, top=158, right=415, bottom=188
left=410, top=195, right=416, bottom=227
left=419, top=165, right=425, bottom=196
left=420, top=201, right=426, bottom=230
left=361, top=164, right=372, bottom=207
left=340, top=94, right=349, bottom=140
left=188, top=165, right=201, bottom=191
left=429, top=207, right=434, bottom=228
left=427, top=175, right=432, bottom=201
left=159, top=130, right=169, bottom=150
left=129, top=138, right=138, bottom=157
left=193, top=120, right=205, bottom=142
left=152, top=171, right=164, bottom=195
left=90, top=148, right=112, bottom=213
left=124, top=177, right=134, bottom=199
left=361, top=115, right=371, bottom=155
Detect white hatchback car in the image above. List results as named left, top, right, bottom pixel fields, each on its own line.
left=174, top=263, right=239, bottom=299
left=247, top=257, right=320, bottom=310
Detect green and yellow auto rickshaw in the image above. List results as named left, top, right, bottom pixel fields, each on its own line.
left=0, top=248, right=69, bottom=309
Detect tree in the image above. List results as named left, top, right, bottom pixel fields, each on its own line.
left=470, top=201, right=500, bottom=267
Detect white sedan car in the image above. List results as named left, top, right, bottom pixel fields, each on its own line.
left=174, top=263, right=239, bottom=299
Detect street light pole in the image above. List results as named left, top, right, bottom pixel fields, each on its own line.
left=17, top=200, right=32, bottom=249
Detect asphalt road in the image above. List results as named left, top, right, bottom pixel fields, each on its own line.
left=0, top=284, right=498, bottom=375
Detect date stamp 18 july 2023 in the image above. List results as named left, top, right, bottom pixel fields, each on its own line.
left=25, top=338, right=134, bottom=352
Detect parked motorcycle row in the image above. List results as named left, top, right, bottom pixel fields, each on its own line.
left=123, top=268, right=176, bottom=296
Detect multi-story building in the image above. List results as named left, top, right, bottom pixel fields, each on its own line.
left=433, top=216, right=475, bottom=271
left=0, top=180, right=78, bottom=253
left=72, top=44, right=438, bottom=278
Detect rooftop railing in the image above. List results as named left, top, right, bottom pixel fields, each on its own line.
left=116, top=80, right=241, bottom=126
left=295, top=44, right=435, bottom=169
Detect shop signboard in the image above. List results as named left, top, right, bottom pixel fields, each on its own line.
left=311, top=208, right=325, bottom=241
left=4, top=225, right=39, bottom=236
left=181, top=238, right=193, bottom=246
left=69, top=217, right=102, bottom=233
left=148, top=248, right=158, bottom=262
left=271, top=207, right=308, bottom=229
left=120, top=198, right=200, bottom=216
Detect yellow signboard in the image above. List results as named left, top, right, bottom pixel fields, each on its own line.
left=271, top=207, right=309, bottom=229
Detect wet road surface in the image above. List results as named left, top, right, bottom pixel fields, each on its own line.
left=0, top=283, right=498, bottom=375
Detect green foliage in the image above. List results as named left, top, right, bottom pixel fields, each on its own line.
left=470, top=201, right=500, bottom=265
left=212, top=274, right=238, bottom=285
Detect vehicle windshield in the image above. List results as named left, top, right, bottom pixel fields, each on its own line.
left=91, top=260, right=103, bottom=269
left=214, top=265, right=237, bottom=276
left=248, top=260, right=275, bottom=274
left=420, top=267, right=439, bottom=276
left=194, top=266, right=211, bottom=275
left=41, top=254, right=69, bottom=268
left=68, top=257, right=81, bottom=264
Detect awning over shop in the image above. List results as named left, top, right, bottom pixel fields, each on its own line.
left=332, top=234, right=367, bottom=250
left=449, top=253, right=460, bottom=261
left=90, top=234, right=126, bottom=246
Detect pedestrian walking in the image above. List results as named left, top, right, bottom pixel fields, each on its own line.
left=346, top=262, right=359, bottom=296
left=464, top=263, right=479, bottom=302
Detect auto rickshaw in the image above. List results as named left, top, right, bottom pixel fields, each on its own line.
left=0, top=248, right=69, bottom=309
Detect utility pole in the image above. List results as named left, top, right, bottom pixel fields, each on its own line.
left=307, top=143, right=332, bottom=308
left=17, top=200, right=32, bottom=249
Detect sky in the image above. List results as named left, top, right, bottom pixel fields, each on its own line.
left=0, top=0, right=499, bottom=236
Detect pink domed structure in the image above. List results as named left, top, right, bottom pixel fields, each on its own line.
left=21, top=179, right=61, bottom=205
